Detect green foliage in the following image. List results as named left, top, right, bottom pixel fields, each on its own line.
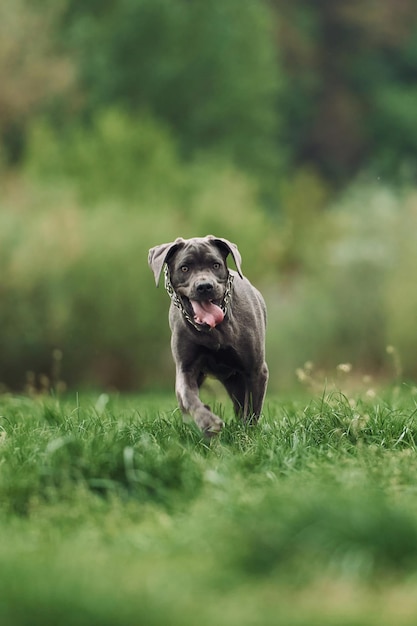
left=63, top=0, right=282, bottom=179
left=26, top=109, right=184, bottom=204
left=3, top=141, right=276, bottom=390
left=59, top=0, right=417, bottom=182
left=368, top=85, right=417, bottom=177
left=0, top=0, right=74, bottom=164
left=4, top=161, right=417, bottom=390
left=2, top=390, right=417, bottom=624
left=266, top=180, right=417, bottom=386
left=3, top=0, right=417, bottom=182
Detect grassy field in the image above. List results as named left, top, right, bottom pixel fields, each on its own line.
left=2, top=386, right=417, bottom=625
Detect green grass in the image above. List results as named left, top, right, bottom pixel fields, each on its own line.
left=2, top=387, right=417, bottom=625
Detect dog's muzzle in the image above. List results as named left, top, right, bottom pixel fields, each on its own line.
left=164, top=266, right=234, bottom=331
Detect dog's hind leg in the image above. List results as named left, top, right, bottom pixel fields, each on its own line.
left=247, top=362, right=269, bottom=424
left=222, top=373, right=248, bottom=420
left=223, top=363, right=268, bottom=424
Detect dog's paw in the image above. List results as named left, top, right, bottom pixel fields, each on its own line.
left=195, top=407, right=224, bottom=436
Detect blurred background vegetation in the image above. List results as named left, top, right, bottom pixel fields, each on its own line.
left=2, top=0, right=417, bottom=392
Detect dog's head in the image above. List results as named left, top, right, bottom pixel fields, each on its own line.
left=148, top=235, right=242, bottom=328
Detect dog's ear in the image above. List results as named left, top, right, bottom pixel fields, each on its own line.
left=148, top=238, right=185, bottom=286
left=208, top=236, right=243, bottom=278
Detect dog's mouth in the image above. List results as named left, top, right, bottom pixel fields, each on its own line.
left=186, top=298, right=225, bottom=329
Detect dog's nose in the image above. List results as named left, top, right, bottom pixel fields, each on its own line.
left=196, top=281, right=214, bottom=295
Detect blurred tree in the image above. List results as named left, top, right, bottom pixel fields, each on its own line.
left=272, top=0, right=417, bottom=181
left=62, top=0, right=282, bottom=180
left=0, top=0, right=74, bottom=164
left=4, top=0, right=417, bottom=186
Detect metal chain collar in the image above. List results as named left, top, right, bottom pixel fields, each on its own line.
left=164, top=265, right=234, bottom=332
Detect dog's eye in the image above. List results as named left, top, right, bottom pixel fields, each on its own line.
left=213, top=263, right=220, bottom=270
left=181, top=265, right=189, bottom=273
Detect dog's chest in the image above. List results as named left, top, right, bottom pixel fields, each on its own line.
left=198, top=345, right=245, bottom=379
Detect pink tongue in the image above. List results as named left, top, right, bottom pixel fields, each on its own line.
left=190, top=300, right=224, bottom=328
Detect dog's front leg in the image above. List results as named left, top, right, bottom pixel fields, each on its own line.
left=175, top=368, right=224, bottom=435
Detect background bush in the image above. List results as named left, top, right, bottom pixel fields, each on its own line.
left=3, top=146, right=417, bottom=391
left=2, top=116, right=276, bottom=390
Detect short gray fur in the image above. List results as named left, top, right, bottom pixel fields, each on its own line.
left=148, top=235, right=269, bottom=435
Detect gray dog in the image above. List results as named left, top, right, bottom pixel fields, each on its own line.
left=148, top=235, right=268, bottom=434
